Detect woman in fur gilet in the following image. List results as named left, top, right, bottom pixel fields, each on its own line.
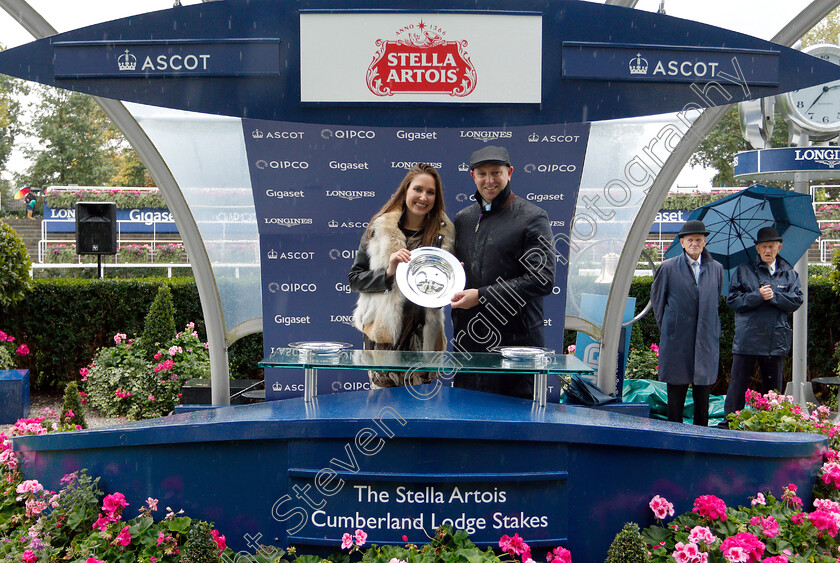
left=348, top=163, right=455, bottom=388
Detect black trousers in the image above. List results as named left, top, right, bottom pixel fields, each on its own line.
left=667, top=383, right=711, bottom=426
left=722, top=354, right=783, bottom=417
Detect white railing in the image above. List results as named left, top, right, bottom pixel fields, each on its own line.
left=38, top=219, right=181, bottom=263
left=30, top=263, right=192, bottom=278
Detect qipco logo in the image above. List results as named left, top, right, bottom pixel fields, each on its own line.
left=321, top=129, right=376, bottom=140
left=255, top=160, right=309, bottom=170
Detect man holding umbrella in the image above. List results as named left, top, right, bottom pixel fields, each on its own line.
left=719, top=226, right=803, bottom=426
left=652, top=219, right=724, bottom=426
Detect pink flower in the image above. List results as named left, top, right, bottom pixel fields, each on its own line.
left=154, top=352, right=162, bottom=360
left=114, top=525, right=131, bottom=546
left=649, top=494, right=675, bottom=519
left=22, top=550, right=36, bottom=563
left=148, top=395, right=156, bottom=401
left=355, top=528, right=367, bottom=546
left=692, top=494, right=727, bottom=521
left=114, top=333, right=127, bottom=345
left=102, top=492, right=129, bottom=515
left=211, top=529, right=226, bottom=551
left=688, top=526, right=717, bottom=545
left=499, top=534, right=531, bottom=560
left=169, top=345, right=183, bottom=356
left=720, top=532, right=764, bottom=562
left=92, top=514, right=113, bottom=531
left=809, top=509, right=840, bottom=537
left=16, top=480, right=44, bottom=494
left=750, top=493, right=766, bottom=506
left=749, top=515, right=779, bottom=538
left=146, top=497, right=159, bottom=511
left=341, top=533, right=353, bottom=550
left=762, top=557, right=788, bottom=563
left=86, top=559, right=105, bottom=563
left=545, top=546, right=571, bottom=563
left=389, top=559, right=407, bottom=563
left=649, top=343, right=659, bottom=356
left=15, top=344, right=29, bottom=356
left=791, top=512, right=806, bottom=525
left=566, top=345, right=576, bottom=354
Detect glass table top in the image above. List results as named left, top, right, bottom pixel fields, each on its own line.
left=260, top=348, right=594, bottom=375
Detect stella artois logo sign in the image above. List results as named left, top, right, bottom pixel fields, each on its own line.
left=366, top=21, right=476, bottom=97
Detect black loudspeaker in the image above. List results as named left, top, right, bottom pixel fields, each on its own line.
left=75, top=202, right=117, bottom=255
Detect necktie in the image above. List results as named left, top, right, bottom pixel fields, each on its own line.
left=692, top=260, right=700, bottom=284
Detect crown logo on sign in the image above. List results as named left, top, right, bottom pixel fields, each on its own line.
left=328, top=220, right=339, bottom=228
left=272, top=381, right=281, bottom=391
left=458, top=162, right=469, bottom=172
left=267, top=249, right=278, bottom=259
left=528, top=133, right=539, bottom=143
left=252, top=129, right=264, bottom=139
left=629, top=53, right=648, bottom=75
left=117, top=49, right=137, bottom=71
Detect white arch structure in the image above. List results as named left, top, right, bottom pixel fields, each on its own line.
left=1, top=0, right=836, bottom=405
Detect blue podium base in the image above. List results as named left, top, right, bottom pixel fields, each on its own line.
left=11, top=385, right=825, bottom=561
left=0, top=369, right=30, bottom=424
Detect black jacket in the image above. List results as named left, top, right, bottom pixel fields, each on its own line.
left=451, top=183, right=555, bottom=353
left=727, top=256, right=803, bottom=356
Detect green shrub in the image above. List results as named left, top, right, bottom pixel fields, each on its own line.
left=140, top=285, right=176, bottom=361
left=0, top=221, right=32, bottom=308
left=62, top=381, right=87, bottom=429
left=180, top=520, right=222, bottom=563
left=625, top=345, right=659, bottom=380
left=606, top=522, right=651, bottom=563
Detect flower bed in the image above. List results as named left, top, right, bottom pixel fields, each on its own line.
left=0, top=330, right=29, bottom=370
left=44, top=187, right=167, bottom=210
left=639, top=390, right=840, bottom=562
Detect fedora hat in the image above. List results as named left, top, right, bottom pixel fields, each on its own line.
left=677, top=219, right=710, bottom=238
left=755, top=226, right=783, bottom=244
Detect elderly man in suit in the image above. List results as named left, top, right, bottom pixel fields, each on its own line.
left=651, top=220, right=724, bottom=426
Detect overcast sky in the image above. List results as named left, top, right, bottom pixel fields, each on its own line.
left=0, top=0, right=821, bottom=188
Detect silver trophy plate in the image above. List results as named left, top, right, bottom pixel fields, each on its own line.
left=289, top=341, right=352, bottom=355
left=395, top=247, right=466, bottom=308
left=496, top=346, right=554, bottom=360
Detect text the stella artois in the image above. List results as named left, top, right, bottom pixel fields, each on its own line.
left=367, top=20, right=476, bottom=97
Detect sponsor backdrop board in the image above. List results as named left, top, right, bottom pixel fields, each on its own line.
left=42, top=204, right=179, bottom=234
left=243, top=121, right=590, bottom=400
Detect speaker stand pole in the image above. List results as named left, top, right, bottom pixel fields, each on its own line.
left=97, top=254, right=103, bottom=279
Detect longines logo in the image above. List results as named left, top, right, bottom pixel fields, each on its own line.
left=330, top=314, right=355, bottom=326
left=320, top=129, right=376, bottom=140
left=459, top=130, right=513, bottom=143
left=328, top=220, right=369, bottom=229
left=329, top=249, right=358, bottom=260
left=795, top=148, right=840, bottom=167
left=264, top=217, right=314, bottom=227
left=522, top=163, right=578, bottom=173
left=252, top=129, right=305, bottom=140
left=391, top=161, right=443, bottom=169
left=255, top=160, right=309, bottom=170
left=455, top=193, right=476, bottom=203
left=366, top=20, right=476, bottom=97
left=325, top=190, right=376, bottom=200
left=528, top=132, right=582, bottom=143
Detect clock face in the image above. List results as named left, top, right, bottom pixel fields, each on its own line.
left=786, top=45, right=840, bottom=134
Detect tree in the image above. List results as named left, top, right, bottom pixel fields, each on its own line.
left=16, top=86, right=151, bottom=189
left=801, top=7, right=840, bottom=48
left=689, top=107, right=789, bottom=187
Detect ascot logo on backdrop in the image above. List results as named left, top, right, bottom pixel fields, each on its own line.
left=267, top=249, right=315, bottom=260
left=328, top=220, right=369, bottom=229
left=528, top=132, right=582, bottom=143
left=252, top=129, right=305, bottom=140
left=366, top=20, right=476, bottom=97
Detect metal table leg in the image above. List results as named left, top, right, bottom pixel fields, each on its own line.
left=304, top=367, right=318, bottom=402
left=533, top=372, right=547, bottom=407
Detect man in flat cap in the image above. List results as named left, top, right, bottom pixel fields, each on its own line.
left=719, top=226, right=803, bottom=427
left=450, top=145, right=555, bottom=399
left=651, top=219, right=724, bottom=425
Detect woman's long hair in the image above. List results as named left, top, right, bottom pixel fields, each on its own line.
left=364, top=163, right=446, bottom=247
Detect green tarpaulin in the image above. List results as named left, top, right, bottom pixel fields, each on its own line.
left=622, top=378, right=725, bottom=426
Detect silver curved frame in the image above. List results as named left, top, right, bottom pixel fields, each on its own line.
left=596, top=0, right=840, bottom=394
left=1, top=0, right=232, bottom=405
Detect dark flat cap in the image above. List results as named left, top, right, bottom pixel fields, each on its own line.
left=677, top=219, right=710, bottom=238
left=469, top=145, right=511, bottom=170
left=755, top=226, right=783, bottom=243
